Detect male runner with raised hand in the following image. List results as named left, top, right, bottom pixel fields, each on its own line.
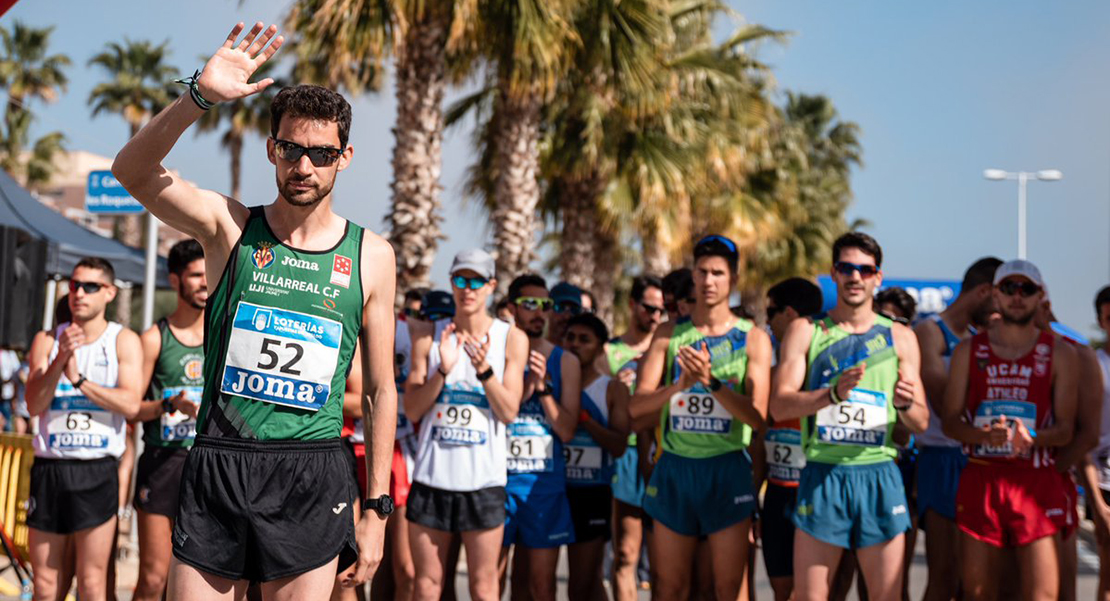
left=563, top=313, right=631, bottom=601
left=771, top=232, right=929, bottom=601
left=606, top=275, right=664, bottom=601
left=631, top=234, right=772, bottom=601
left=1083, top=285, right=1110, bottom=601
left=112, top=22, right=397, bottom=599
left=940, top=259, right=1078, bottom=601
left=131, top=240, right=207, bottom=601
left=500, top=274, right=581, bottom=601
left=404, top=249, right=528, bottom=601
left=25, top=257, right=143, bottom=601
left=912, top=256, right=1000, bottom=601
left=759, top=277, right=823, bottom=601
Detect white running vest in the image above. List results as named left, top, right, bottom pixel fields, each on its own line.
left=34, top=322, right=127, bottom=460
left=916, top=315, right=964, bottom=448
left=1094, top=349, right=1110, bottom=490
left=583, top=376, right=611, bottom=424
left=412, top=318, right=511, bottom=491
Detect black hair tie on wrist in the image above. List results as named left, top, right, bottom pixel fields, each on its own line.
left=174, top=70, right=216, bottom=110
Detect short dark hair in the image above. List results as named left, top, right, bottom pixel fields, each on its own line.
left=404, top=287, right=430, bottom=304
left=508, top=274, right=547, bottom=302
left=960, top=257, right=1004, bottom=294
left=832, top=232, right=882, bottom=268
left=630, top=275, right=663, bottom=303
left=693, top=235, right=739, bottom=274
left=74, top=256, right=115, bottom=283
left=168, top=239, right=203, bottom=276
left=270, top=85, right=353, bottom=147
left=567, top=313, right=609, bottom=343
left=767, top=277, right=823, bottom=317
left=876, top=287, right=916, bottom=322
left=1096, top=285, right=1110, bottom=319
left=662, top=268, right=694, bottom=301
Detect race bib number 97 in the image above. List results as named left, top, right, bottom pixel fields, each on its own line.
left=815, top=388, right=888, bottom=447
left=221, top=302, right=343, bottom=412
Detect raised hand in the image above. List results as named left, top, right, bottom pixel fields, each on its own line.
left=677, top=342, right=712, bottom=388
left=171, top=391, right=200, bottom=419
left=1010, top=417, right=1034, bottom=456
left=892, top=377, right=915, bottom=410
left=464, top=336, right=491, bottom=371
left=834, top=363, right=865, bottom=401
left=197, top=22, right=284, bottom=104
left=58, top=324, right=86, bottom=359
left=438, top=323, right=461, bottom=375
left=981, top=414, right=1012, bottom=447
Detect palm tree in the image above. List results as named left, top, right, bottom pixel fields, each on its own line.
left=285, top=0, right=479, bottom=301
left=0, top=21, right=69, bottom=185
left=196, top=61, right=284, bottom=200
left=87, top=39, right=177, bottom=327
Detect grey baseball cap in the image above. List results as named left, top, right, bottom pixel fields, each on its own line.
left=450, top=249, right=496, bottom=280
left=993, top=259, right=1044, bottom=287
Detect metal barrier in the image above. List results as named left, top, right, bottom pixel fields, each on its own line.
left=0, top=434, right=33, bottom=562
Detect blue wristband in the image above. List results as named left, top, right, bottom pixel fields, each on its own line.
left=1028, top=427, right=1037, bottom=439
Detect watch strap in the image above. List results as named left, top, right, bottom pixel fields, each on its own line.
left=709, top=377, right=723, bottom=392
left=476, top=366, right=494, bottom=382
left=73, top=374, right=87, bottom=390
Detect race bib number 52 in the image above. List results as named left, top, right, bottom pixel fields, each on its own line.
left=221, top=302, right=343, bottom=412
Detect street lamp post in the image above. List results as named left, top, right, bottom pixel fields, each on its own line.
left=983, top=168, right=1062, bottom=259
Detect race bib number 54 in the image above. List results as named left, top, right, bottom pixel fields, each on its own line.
left=221, top=302, right=343, bottom=411
left=815, top=388, right=888, bottom=447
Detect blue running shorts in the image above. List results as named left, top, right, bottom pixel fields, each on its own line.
left=643, top=451, right=756, bottom=537
left=611, top=444, right=645, bottom=508
left=916, top=446, right=967, bottom=521
left=503, top=487, right=575, bottom=549
left=793, top=460, right=910, bottom=550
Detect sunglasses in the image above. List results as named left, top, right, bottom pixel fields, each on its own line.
left=451, top=275, right=489, bottom=290
left=998, top=280, right=1041, bottom=298
left=766, top=305, right=783, bottom=320
left=273, top=139, right=342, bottom=167
left=553, top=302, right=583, bottom=315
left=514, top=297, right=553, bottom=311
left=424, top=311, right=452, bottom=321
left=69, top=280, right=107, bottom=294
left=639, top=301, right=666, bottom=316
left=695, top=234, right=737, bottom=253
left=834, top=261, right=880, bottom=279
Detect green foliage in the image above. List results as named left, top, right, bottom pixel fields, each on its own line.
left=87, top=39, right=178, bottom=132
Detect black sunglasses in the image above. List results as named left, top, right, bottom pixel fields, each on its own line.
left=998, top=280, right=1041, bottom=298
left=766, top=305, right=783, bottom=320
left=834, top=261, right=880, bottom=279
left=639, top=301, right=666, bottom=316
left=553, top=302, right=583, bottom=315
left=273, top=139, right=342, bottom=167
left=69, top=280, right=107, bottom=294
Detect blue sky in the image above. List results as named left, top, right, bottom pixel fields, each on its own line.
left=6, top=1, right=1110, bottom=337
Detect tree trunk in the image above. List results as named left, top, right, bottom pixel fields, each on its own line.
left=491, top=89, right=542, bottom=296
left=558, top=178, right=597, bottom=294
left=229, top=132, right=243, bottom=201
left=592, top=225, right=619, bottom=326
left=642, top=225, right=672, bottom=276
left=388, top=11, right=449, bottom=305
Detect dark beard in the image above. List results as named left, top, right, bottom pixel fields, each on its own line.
left=276, top=174, right=333, bottom=207
left=181, top=290, right=206, bottom=311
left=1001, top=309, right=1034, bottom=326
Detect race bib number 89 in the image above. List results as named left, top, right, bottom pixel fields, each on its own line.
left=669, top=391, right=732, bottom=435
left=815, top=388, right=888, bottom=447
left=221, top=302, right=342, bottom=412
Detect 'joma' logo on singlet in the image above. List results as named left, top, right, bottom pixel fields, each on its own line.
left=227, top=371, right=318, bottom=403
left=281, top=255, right=320, bottom=271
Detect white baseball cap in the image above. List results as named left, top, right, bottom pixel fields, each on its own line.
left=993, top=259, right=1044, bottom=287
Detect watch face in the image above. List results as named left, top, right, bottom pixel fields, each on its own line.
left=380, top=495, right=395, bottom=515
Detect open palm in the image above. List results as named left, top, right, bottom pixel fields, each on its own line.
left=197, top=22, right=283, bottom=103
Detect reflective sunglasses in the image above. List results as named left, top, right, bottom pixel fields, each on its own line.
left=69, top=280, right=107, bottom=294
left=272, top=139, right=342, bottom=167
left=553, top=302, right=583, bottom=315
left=834, top=261, right=880, bottom=279
left=998, top=280, right=1041, bottom=298
left=514, top=296, right=553, bottom=311
left=451, top=275, right=489, bottom=290
left=695, top=234, right=737, bottom=253
left=639, top=301, right=666, bottom=316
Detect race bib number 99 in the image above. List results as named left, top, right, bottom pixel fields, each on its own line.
left=815, top=388, right=888, bottom=447
left=669, top=390, right=732, bottom=435
left=161, top=386, right=200, bottom=442
left=221, top=302, right=343, bottom=412
left=972, top=400, right=1036, bottom=458
left=430, top=387, right=492, bottom=446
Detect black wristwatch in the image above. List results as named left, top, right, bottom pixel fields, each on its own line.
left=162, top=399, right=175, bottom=414
left=540, top=381, right=556, bottom=397
left=708, top=377, right=723, bottom=392
left=364, top=494, right=395, bottom=517
left=73, top=374, right=87, bottom=390
left=476, top=366, right=494, bottom=382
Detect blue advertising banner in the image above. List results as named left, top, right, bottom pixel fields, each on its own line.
left=817, top=275, right=960, bottom=315
left=86, top=170, right=144, bottom=214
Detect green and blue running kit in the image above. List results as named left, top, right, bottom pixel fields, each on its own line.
left=793, top=315, right=911, bottom=549
left=607, top=339, right=645, bottom=507
left=642, top=319, right=757, bottom=537
left=173, top=207, right=363, bottom=581
left=28, top=322, right=126, bottom=534
left=503, top=347, right=575, bottom=549
left=566, top=375, right=616, bottom=542
left=407, top=318, right=512, bottom=533
left=135, top=318, right=203, bottom=518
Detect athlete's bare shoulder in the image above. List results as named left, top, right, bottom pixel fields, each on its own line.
left=358, top=229, right=397, bottom=300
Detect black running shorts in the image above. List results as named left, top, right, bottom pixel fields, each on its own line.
left=567, top=485, right=612, bottom=543
left=761, top=483, right=798, bottom=579
left=406, top=481, right=506, bottom=533
left=27, top=456, right=118, bottom=534
left=172, top=436, right=358, bottom=582
left=134, top=446, right=189, bottom=518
